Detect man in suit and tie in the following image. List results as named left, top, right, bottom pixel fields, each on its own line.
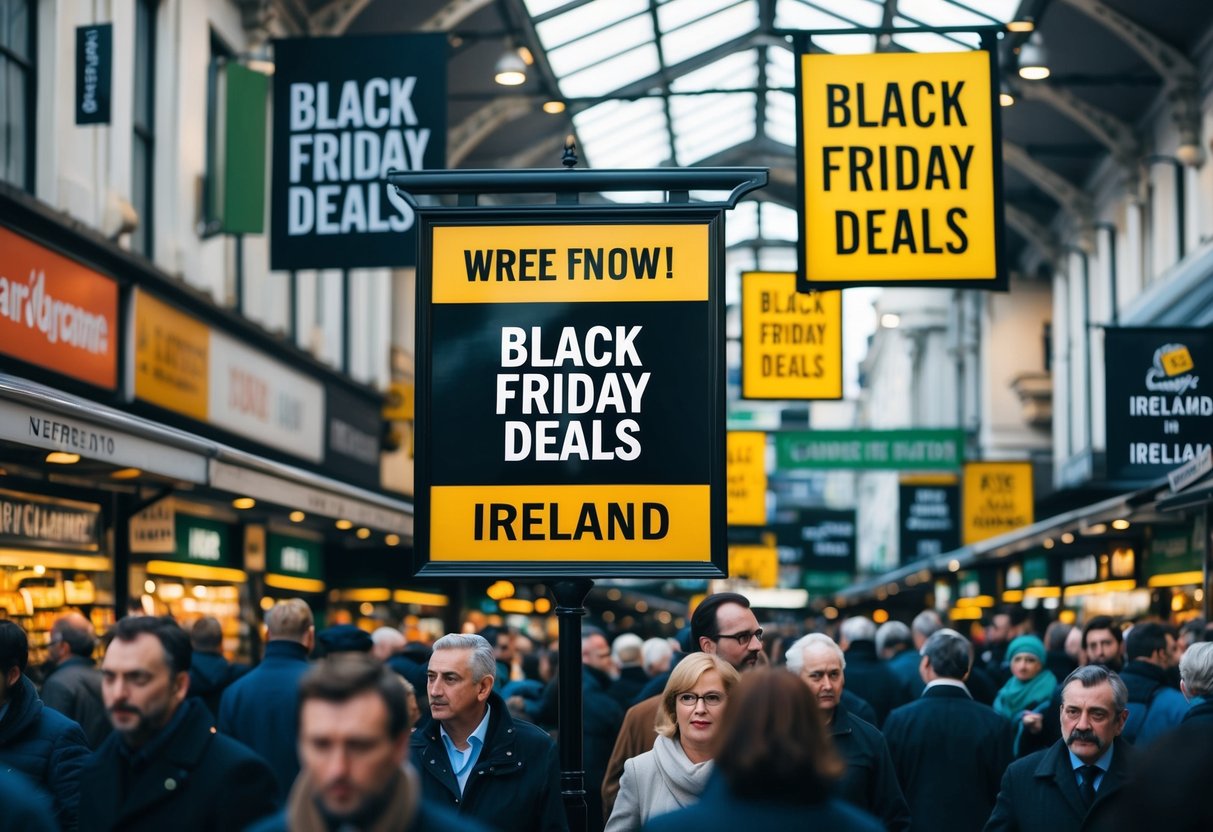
left=884, top=629, right=1012, bottom=832
left=984, top=665, right=1134, bottom=831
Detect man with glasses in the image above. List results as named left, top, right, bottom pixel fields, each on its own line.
left=602, top=592, right=762, bottom=821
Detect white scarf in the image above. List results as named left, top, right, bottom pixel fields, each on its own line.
left=652, top=734, right=715, bottom=808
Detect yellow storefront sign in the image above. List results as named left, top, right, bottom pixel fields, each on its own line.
left=132, top=289, right=210, bottom=420
left=798, top=49, right=1002, bottom=288
left=741, top=272, right=842, bottom=399
left=727, top=431, right=767, bottom=526
left=431, top=224, right=709, bottom=304
left=728, top=544, right=778, bottom=588
left=962, top=461, right=1034, bottom=545
left=429, top=484, right=709, bottom=561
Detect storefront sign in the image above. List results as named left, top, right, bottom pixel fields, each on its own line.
left=728, top=544, right=778, bottom=588
left=267, top=532, right=324, bottom=580
left=0, top=226, right=118, bottom=389
left=0, top=489, right=101, bottom=552
left=75, top=24, right=112, bottom=125
left=796, top=48, right=1005, bottom=290
left=416, top=215, right=724, bottom=575
left=794, top=508, right=857, bottom=574
left=899, top=474, right=960, bottom=563
left=1105, top=328, right=1213, bottom=481
left=1146, top=522, right=1202, bottom=578
left=172, top=515, right=235, bottom=568
left=129, top=497, right=176, bottom=554
left=132, top=289, right=326, bottom=462
left=270, top=34, right=447, bottom=270
left=962, top=461, right=1033, bottom=545
left=326, top=384, right=383, bottom=491
left=1063, top=554, right=1099, bottom=586
left=740, top=271, right=842, bottom=399
left=775, top=428, right=964, bottom=471
left=727, top=431, right=767, bottom=526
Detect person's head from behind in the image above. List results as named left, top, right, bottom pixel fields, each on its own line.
left=713, top=669, right=844, bottom=804
left=50, top=612, right=96, bottom=666
left=876, top=620, right=913, bottom=658
left=911, top=610, right=943, bottom=649
left=838, top=616, right=876, bottom=650
left=1082, top=616, right=1123, bottom=671
left=1126, top=622, right=1180, bottom=670
left=1007, top=635, right=1048, bottom=683
left=919, top=628, right=973, bottom=682
left=656, top=653, right=740, bottom=756
left=265, top=598, right=315, bottom=652
left=0, top=621, right=28, bottom=706
left=1179, top=642, right=1213, bottom=702
left=370, top=627, right=406, bottom=662
left=102, top=616, right=192, bottom=747
left=642, top=637, right=674, bottom=677
left=190, top=617, right=224, bottom=654
left=1060, top=665, right=1128, bottom=765
left=426, top=633, right=495, bottom=726
left=297, top=654, right=410, bottom=821
left=692, top=592, right=762, bottom=670
left=612, top=633, right=643, bottom=669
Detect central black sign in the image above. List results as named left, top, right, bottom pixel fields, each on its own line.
left=899, top=477, right=960, bottom=564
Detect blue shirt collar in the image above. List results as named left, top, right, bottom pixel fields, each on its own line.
left=1068, top=742, right=1114, bottom=773
left=440, top=702, right=492, bottom=753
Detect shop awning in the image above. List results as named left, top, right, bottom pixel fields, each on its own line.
left=0, top=374, right=414, bottom=537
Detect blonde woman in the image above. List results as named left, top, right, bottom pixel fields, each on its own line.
left=605, top=654, right=741, bottom=832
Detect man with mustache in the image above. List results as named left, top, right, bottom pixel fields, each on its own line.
left=78, top=615, right=277, bottom=832
left=984, top=665, right=1134, bottom=831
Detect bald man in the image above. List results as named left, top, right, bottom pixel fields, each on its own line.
left=41, top=612, right=110, bottom=748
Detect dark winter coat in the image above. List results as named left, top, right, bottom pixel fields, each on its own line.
left=642, top=777, right=884, bottom=832
left=843, top=640, right=908, bottom=726
left=248, top=796, right=492, bottom=832
left=1180, top=696, right=1213, bottom=725
left=188, top=650, right=245, bottom=718
left=0, top=674, right=90, bottom=831
left=608, top=666, right=649, bottom=712
left=218, top=639, right=311, bottom=802
left=831, top=701, right=912, bottom=832
left=883, top=683, right=1013, bottom=832
left=78, top=697, right=278, bottom=832
left=1118, top=660, right=1189, bottom=744
left=0, top=768, right=57, bottom=832
left=410, top=692, right=567, bottom=832
left=583, top=666, right=624, bottom=832
left=983, top=738, right=1133, bottom=832
left=39, top=656, right=111, bottom=749
left=886, top=647, right=926, bottom=701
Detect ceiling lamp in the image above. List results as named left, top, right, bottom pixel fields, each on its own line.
left=999, top=80, right=1016, bottom=107
left=1006, top=18, right=1035, bottom=33
left=1018, top=33, right=1050, bottom=81
left=46, top=452, right=80, bottom=464
left=494, top=47, right=527, bottom=86
left=542, top=100, right=566, bottom=114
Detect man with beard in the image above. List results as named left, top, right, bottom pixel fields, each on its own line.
left=984, top=666, right=1134, bottom=831
left=1118, top=622, right=1188, bottom=744
left=79, top=615, right=277, bottom=832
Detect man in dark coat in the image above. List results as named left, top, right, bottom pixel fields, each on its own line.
left=1117, top=622, right=1188, bottom=744
left=581, top=630, right=624, bottom=832
left=249, top=654, right=487, bottom=832
left=984, top=666, right=1134, bottom=832
left=606, top=633, right=647, bottom=710
left=40, top=612, right=111, bottom=748
left=884, top=629, right=1012, bottom=832
left=187, top=616, right=245, bottom=717
left=0, top=620, right=90, bottom=831
left=0, top=768, right=57, bottom=832
left=411, top=633, right=566, bottom=831
left=839, top=616, right=906, bottom=726
left=878, top=620, right=924, bottom=702
left=786, top=632, right=910, bottom=832
left=1178, top=641, right=1213, bottom=724
left=219, top=597, right=315, bottom=802
left=79, top=615, right=278, bottom=832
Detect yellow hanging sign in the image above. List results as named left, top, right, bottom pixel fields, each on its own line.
left=727, top=431, right=767, bottom=526
left=741, top=271, right=842, bottom=399
left=962, top=461, right=1034, bottom=545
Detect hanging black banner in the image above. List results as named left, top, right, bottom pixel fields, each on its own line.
left=75, top=24, right=112, bottom=125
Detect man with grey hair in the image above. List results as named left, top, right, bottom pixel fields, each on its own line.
left=1179, top=641, right=1213, bottom=724
left=879, top=620, right=924, bottom=702
left=219, top=598, right=315, bottom=803
left=985, top=666, right=1134, bottom=831
left=607, top=633, right=646, bottom=709
left=641, top=637, right=673, bottom=678
left=883, top=629, right=1011, bottom=832
left=411, top=633, right=565, bottom=831
left=41, top=612, right=110, bottom=748
left=840, top=616, right=905, bottom=725
left=371, top=626, right=408, bottom=662
left=785, top=633, right=909, bottom=832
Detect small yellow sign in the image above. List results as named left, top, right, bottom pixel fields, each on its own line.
left=1160, top=345, right=1194, bottom=376
left=432, top=224, right=709, bottom=304
left=133, top=289, right=210, bottom=421
left=727, top=431, right=767, bottom=526
left=429, top=484, right=710, bottom=562
left=383, top=381, right=414, bottom=421
left=728, top=544, right=779, bottom=588
left=799, top=50, right=1001, bottom=288
left=962, top=461, right=1033, bottom=545
left=741, top=271, right=842, bottom=399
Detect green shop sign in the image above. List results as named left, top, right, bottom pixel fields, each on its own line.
left=775, top=429, right=965, bottom=471
left=1147, top=523, right=1202, bottom=578
left=172, top=516, right=234, bottom=567
left=267, top=533, right=324, bottom=581
left=803, top=570, right=853, bottom=593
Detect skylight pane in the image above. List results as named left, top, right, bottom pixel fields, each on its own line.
left=760, top=203, right=799, bottom=241
left=671, top=93, right=753, bottom=134
left=813, top=33, right=877, bottom=54
left=558, top=43, right=661, bottom=97
left=807, top=0, right=884, bottom=27
left=726, top=201, right=759, bottom=247
left=546, top=15, right=655, bottom=77
left=670, top=51, right=758, bottom=92
left=892, top=30, right=977, bottom=52
left=897, top=0, right=991, bottom=27
left=661, top=4, right=758, bottom=65
left=536, top=0, right=649, bottom=50
left=976, top=0, right=1023, bottom=21
left=766, top=49, right=795, bottom=89
left=603, top=191, right=666, bottom=204
left=524, top=0, right=571, bottom=16
left=765, top=91, right=796, bottom=146
left=658, top=0, right=740, bottom=31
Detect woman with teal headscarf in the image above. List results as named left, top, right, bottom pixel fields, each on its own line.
left=993, top=634, right=1057, bottom=756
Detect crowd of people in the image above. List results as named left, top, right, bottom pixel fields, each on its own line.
left=1, top=593, right=1212, bottom=831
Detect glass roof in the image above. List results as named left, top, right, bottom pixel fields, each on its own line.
left=524, top=0, right=1023, bottom=214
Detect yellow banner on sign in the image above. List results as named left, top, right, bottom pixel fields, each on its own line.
left=133, top=289, right=210, bottom=421
left=728, top=544, right=778, bottom=588
left=962, top=461, right=1033, bottom=545
left=429, top=484, right=710, bottom=561
left=727, top=431, right=767, bottom=526
left=800, top=50, right=999, bottom=285
left=741, top=272, right=842, bottom=399
left=431, top=224, right=709, bottom=304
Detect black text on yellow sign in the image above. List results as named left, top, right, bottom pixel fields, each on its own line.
left=798, top=50, right=1003, bottom=289
left=962, top=461, right=1033, bottom=545
left=741, top=272, right=842, bottom=399
left=727, top=431, right=767, bottom=526
left=728, top=545, right=778, bottom=588
left=429, top=485, right=709, bottom=561
left=432, top=224, right=709, bottom=303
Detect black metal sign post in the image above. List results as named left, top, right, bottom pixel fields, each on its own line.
left=390, top=166, right=764, bottom=832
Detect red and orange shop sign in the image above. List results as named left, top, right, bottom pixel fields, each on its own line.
left=0, top=227, right=119, bottom=389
